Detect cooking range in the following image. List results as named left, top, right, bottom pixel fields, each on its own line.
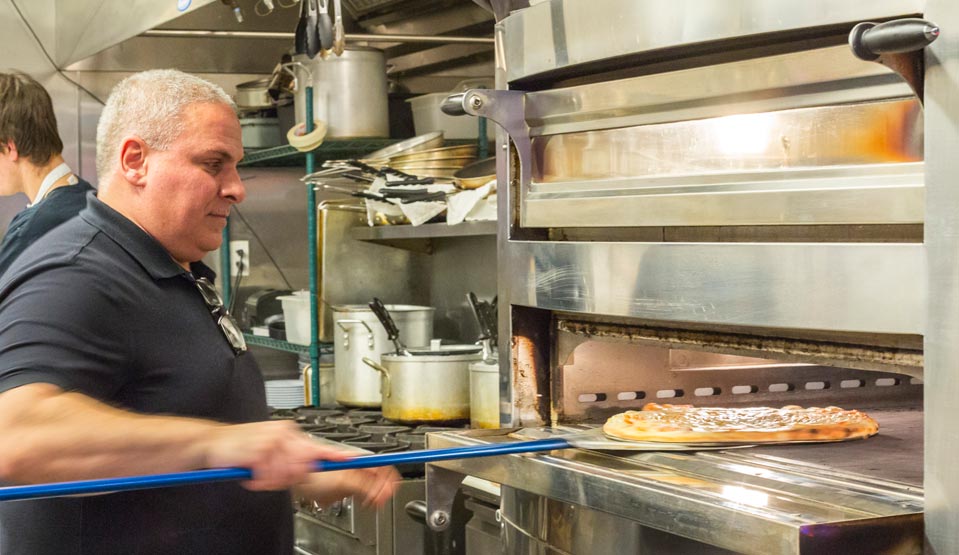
left=273, top=406, right=481, bottom=555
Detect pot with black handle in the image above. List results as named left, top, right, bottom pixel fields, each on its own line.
left=362, top=343, right=482, bottom=425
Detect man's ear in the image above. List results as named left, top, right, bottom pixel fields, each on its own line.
left=118, top=137, right=149, bottom=187
left=0, top=140, right=19, bottom=161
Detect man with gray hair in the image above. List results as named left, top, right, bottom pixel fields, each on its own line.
left=0, top=69, right=398, bottom=554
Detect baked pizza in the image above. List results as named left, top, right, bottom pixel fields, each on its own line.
left=603, top=403, right=879, bottom=444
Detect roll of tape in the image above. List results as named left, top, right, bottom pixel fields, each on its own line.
left=287, top=120, right=328, bottom=152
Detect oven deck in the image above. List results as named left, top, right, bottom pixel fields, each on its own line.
left=425, top=408, right=923, bottom=555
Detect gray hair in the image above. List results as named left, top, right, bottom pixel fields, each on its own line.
left=95, top=69, right=235, bottom=185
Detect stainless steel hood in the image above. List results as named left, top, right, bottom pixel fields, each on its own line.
left=53, top=0, right=218, bottom=67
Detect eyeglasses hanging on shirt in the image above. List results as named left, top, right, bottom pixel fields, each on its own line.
left=29, top=163, right=78, bottom=207
left=194, top=277, right=248, bottom=355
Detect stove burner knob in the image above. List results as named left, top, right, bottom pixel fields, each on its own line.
left=330, top=500, right=343, bottom=516
left=311, top=500, right=324, bottom=515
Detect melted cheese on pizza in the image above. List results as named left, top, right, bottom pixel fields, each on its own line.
left=603, top=403, right=879, bottom=444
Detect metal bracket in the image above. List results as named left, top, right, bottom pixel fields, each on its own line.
left=849, top=18, right=940, bottom=103
left=443, top=89, right=532, bottom=197
left=335, top=319, right=374, bottom=350
left=425, top=465, right=466, bottom=532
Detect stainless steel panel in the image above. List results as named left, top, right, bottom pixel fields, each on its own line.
left=429, top=236, right=498, bottom=342
left=54, top=0, right=217, bottom=66
left=65, top=37, right=288, bottom=74
left=77, top=88, right=102, bottom=184
left=923, top=0, right=959, bottom=552
left=525, top=167, right=924, bottom=227
left=295, top=479, right=426, bottom=555
left=318, top=206, right=430, bottom=342
left=524, top=46, right=914, bottom=137
left=501, top=487, right=740, bottom=555
left=531, top=101, right=922, bottom=182
left=65, top=71, right=270, bottom=108
left=501, top=0, right=923, bottom=82
left=428, top=418, right=924, bottom=555
left=518, top=50, right=927, bottom=228
left=464, top=497, right=502, bottom=555
left=505, top=241, right=924, bottom=335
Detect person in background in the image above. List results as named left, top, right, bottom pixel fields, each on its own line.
left=0, top=71, right=94, bottom=275
left=0, top=69, right=398, bottom=555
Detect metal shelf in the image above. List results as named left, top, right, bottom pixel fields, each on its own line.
left=243, top=333, right=333, bottom=355
left=239, top=140, right=400, bottom=167
left=351, top=220, right=497, bottom=241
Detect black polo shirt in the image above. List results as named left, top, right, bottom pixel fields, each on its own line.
left=0, top=178, right=95, bottom=277
left=0, top=193, right=292, bottom=554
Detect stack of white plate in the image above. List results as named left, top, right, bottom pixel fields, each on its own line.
left=265, top=379, right=305, bottom=409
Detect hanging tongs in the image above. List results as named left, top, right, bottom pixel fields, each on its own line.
left=369, top=297, right=410, bottom=355
left=332, top=0, right=345, bottom=56
left=294, top=0, right=321, bottom=59
left=317, top=0, right=334, bottom=56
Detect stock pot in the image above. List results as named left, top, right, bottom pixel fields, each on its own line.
left=362, top=345, right=482, bottom=425
left=333, top=304, right=433, bottom=407
left=292, top=47, right=389, bottom=138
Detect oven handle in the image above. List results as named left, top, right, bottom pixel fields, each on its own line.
left=849, top=18, right=939, bottom=61
left=848, top=17, right=940, bottom=103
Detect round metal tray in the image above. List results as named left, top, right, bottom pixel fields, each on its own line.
left=362, top=131, right=444, bottom=161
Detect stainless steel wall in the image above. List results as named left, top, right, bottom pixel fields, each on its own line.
left=0, top=0, right=102, bottom=234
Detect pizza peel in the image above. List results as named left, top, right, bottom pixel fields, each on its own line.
left=0, top=428, right=752, bottom=502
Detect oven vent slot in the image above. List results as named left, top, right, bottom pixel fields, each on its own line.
left=557, top=340, right=921, bottom=423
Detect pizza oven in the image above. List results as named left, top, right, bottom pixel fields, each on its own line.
left=421, top=2, right=959, bottom=554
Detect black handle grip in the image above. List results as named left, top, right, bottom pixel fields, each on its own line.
left=399, top=191, right=446, bottom=204
left=382, top=178, right=435, bottom=187
left=466, top=292, right=488, bottom=339
left=368, top=298, right=399, bottom=342
left=849, top=18, right=940, bottom=61
left=405, top=500, right=428, bottom=524
left=441, top=93, right=468, bottom=116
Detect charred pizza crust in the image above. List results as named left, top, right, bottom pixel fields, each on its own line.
left=603, top=403, right=879, bottom=444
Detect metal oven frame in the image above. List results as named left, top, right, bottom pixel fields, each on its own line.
left=432, top=0, right=959, bottom=552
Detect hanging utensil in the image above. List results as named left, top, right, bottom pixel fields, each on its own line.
left=368, top=298, right=410, bottom=355
left=467, top=292, right=491, bottom=340
left=468, top=292, right=495, bottom=361
left=295, top=0, right=321, bottom=58
left=317, top=0, right=334, bottom=54
left=332, top=0, right=345, bottom=56
left=0, top=431, right=752, bottom=502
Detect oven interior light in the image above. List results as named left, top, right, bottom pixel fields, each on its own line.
left=721, top=485, right=770, bottom=507
left=712, top=112, right=778, bottom=155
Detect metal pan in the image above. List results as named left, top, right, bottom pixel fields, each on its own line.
left=389, top=144, right=477, bottom=163
left=362, top=132, right=444, bottom=161
left=453, top=157, right=496, bottom=189
left=382, top=168, right=461, bottom=179
left=389, top=158, right=476, bottom=170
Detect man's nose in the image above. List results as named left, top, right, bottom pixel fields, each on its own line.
left=221, top=167, right=246, bottom=204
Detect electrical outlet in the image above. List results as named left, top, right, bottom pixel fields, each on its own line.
left=229, top=240, right=250, bottom=277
